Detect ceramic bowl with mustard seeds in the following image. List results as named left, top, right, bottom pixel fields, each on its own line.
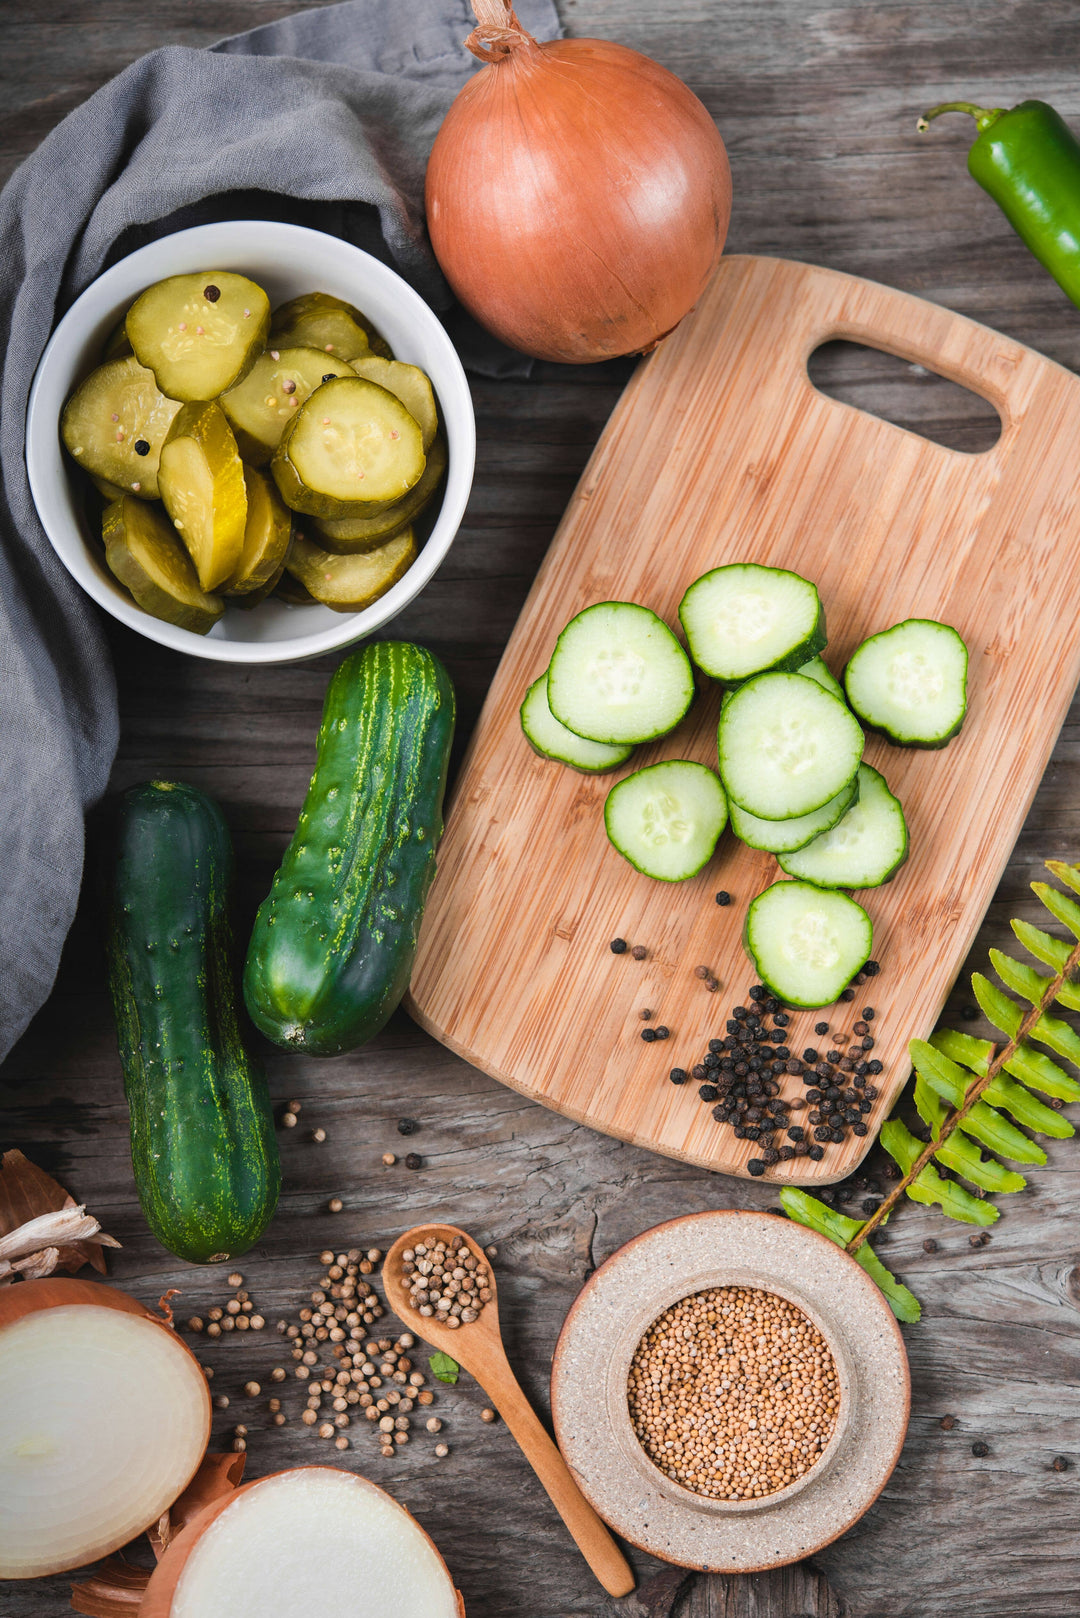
left=550, top=1210, right=909, bottom=1573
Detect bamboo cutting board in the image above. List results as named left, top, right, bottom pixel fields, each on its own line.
left=408, top=255, right=1080, bottom=1184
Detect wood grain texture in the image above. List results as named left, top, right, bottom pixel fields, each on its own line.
left=6, top=2, right=1080, bottom=1616
left=410, top=253, right=1080, bottom=1184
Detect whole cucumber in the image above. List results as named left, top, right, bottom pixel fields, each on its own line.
left=106, top=781, right=280, bottom=1264
left=243, top=641, right=455, bottom=1055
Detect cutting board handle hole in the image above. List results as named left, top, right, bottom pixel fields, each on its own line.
left=807, top=340, right=1002, bottom=453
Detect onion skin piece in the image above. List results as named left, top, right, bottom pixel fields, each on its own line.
left=425, top=28, right=731, bottom=362
left=141, top=1467, right=466, bottom=1618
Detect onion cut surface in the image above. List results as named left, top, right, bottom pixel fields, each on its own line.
left=0, top=1283, right=211, bottom=1578
left=145, top=1467, right=463, bottom=1618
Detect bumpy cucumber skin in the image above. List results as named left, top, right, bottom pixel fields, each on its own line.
left=106, top=782, right=280, bottom=1265
left=244, top=642, right=455, bottom=1056
left=843, top=618, right=968, bottom=749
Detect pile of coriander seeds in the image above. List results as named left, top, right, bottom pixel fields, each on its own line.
left=397, top=1233, right=493, bottom=1327
left=627, top=1285, right=840, bottom=1501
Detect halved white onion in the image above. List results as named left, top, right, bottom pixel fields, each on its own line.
left=144, top=1467, right=464, bottom=1618
left=0, top=1280, right=211, bottom=1579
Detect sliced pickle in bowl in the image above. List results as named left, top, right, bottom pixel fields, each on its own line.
left=270, top=291, right=392, bottom=361
left=101, top=309, right=133, bottom=361
left=226, top=466, right=292, bottom=596
left=271, top=376, right=425, bottom=517
left=126, top=271, right=270, bottom=401
left=348, top=355, right=438, bottom=450
left=220, top=347, right=353, bottom=465
left=103, top=496, right=223, bottom=634
left=285, top=526, right=416, bottom=611
left=61, top=356, right=182, bottom=500
left=312, top=432, right=448, bottom=553
left=158, top=402, right=247, bottom=592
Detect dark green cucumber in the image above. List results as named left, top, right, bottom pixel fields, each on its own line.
left=243, top=641, right=455, bottom=1055
left=105, top=781, right=280, bottom=1265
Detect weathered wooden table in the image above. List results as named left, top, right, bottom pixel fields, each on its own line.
left=5, top=4, right=1080, bottom=1615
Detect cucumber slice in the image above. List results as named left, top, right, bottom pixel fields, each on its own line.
left=349, top=356, right=438, bottom=450
left=547, top=602, right=694, bottom=745
left=102, top=309, right=134, bottom=361
left=158, top=402, right=248, bottom=592
left=285, top=526, right=416, bottom=612
left=520, top=676, right=633, bottom=772
left=744, top=880, right=873, bottom=1007
left=729, top=772, right=860, bottom=854
left=220, top=347, right=354, bottom=465
left=605, top=761, right=728, bottom=880
left=272, top=377, right=425, bottom=517
left=778, top=764, right=909, bottom=888
left=312, top=434, right=448, bottom=554
left=679, top=563, right=826, bottom=683
left=844, top=618, right=968, bottom=747
left=270, top=291, right=391, bottom=361
left=718, top=672, right=863, bottom=820
left=126, top=272, right=270, bottom=402
left=103, top=496, right=223, bottom=635
left=797, top=656, right=845, bottom=701
left=226, top=467, right=292, bottom=596
left=61, top=356, right=182, bottom=501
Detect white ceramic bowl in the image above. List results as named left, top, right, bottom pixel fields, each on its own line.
left=26, top=221, right=475, bottom=664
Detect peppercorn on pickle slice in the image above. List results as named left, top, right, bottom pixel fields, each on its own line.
left=271, top=376, right=426, bottom=517
left=61, top=356, right=182, bottom=500
left=270, top=290, right=393, bottom=360
left=226, top=466, right=293, bottom=596
left=158, top=402, right=248, bottom=592
left=220, top=347, right=355, bottom=465
left=349, top=355, right=439, bottom=450
left=313, top=432, right=447, bottom=553
left=285, top=525, right=416, bottom=611
left=126, top=271, right=271, bottom=401
left=103, top=495, right=224, bottom=634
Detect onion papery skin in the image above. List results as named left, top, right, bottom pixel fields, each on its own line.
left=425, top=34, right=732, bottom=362
left=142, top=1467, right=466, bottom=1618
left=0, top=1279, right=211, bottom=1579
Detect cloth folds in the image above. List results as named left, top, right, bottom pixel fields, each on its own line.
left=0, top=0, right=560, bottom=1064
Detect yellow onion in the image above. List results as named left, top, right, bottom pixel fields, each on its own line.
left=425, top=1, right=732, bottom=362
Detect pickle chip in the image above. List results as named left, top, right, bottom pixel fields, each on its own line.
left=158, top=402, right=248, bottom=592
left=271, top=376, right=425, bottom=518
left=270, top=291, right=393, bottom=361
left=126, top=271, right=270, bottom=401
left=226, top=466, right=293, bottom=596
left=312, top=433, right=447, bottom=553
left=103, top=496, right=224, bottom=635
left=285, top=526, right=416, bottom=612
left=61, top=356, right=182, bottom=500
left=220, top=346, right=354, bottom=465
left=101, top=309, right=133, bottom=361
left=348, top=355, right=438, bottom=451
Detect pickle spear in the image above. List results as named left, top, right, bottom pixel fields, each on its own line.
left=312, top=432, right=447, bottom=553
left=158, top=402, right=248, bottom=591
left=61, top=356, right=182, bottom=500
left=126, top=271, right=270, bottom=401
left=270, top=291, right=392, bottom=361
left=220, top=346, right=353, bottom=465
left=103, top=496, right=223, bottom=634
left=348, top=355, right=438, bottom=451
left=285, top=526, right=416, bottom=611
left=271, top=376, right=425, bottom=518
left=226, top=466, right=292, bottom=596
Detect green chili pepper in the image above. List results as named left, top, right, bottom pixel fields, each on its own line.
left=918, top=100, right=1080, bottom=307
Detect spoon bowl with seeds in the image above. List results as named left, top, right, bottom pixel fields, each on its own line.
left=381, top=1224, right=634, bottom=1599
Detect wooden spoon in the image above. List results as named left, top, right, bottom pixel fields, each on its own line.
left=382, top=1223, right=635, bottom=1599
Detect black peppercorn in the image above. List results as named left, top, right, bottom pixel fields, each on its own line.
left=862, top=1007, right=875, bottom=1021
left=940, top=1414, right=956, bottom=1430
left=861, top=1035, right=875, bottom=1050
left=715, top=890, right=731, bottom=906
left=971, top=1441, right=989, bottom=1457
left=852, top=1020, right=869, bottom=1037
left=787, top=1125, right=804, bottom=1142
left=863, top=959, right=880, bottom=976
left=808, top=1144, right=825, bottom=1161
left=748, top=984, right=766, bottom=1000
left=762, top=1147, right=780, bottom=1165
left=883, top=1162, right=901, bottom=1180
left=969, top=1231, right=991, bottom=1248
left=609, top=938, right=628, bottom=954
left=826, top=1050, right=841, bottom=1064
left=404, top=1153, right=422, bottom=1170
left=802, top=1049, right=819, bottom=1064
left=641, top=1028, right=657, bottom=1042
left=813, top=1126, right=832, bottom=1142
left=669, top=1068, right=688, bottom=1085
left=863, top=1085, right=878, bottom=1100
left=1052, top=1456, right=1070, bottom=1472
left=779, top=1144, right=796, bottom=1161
left=704, top=1052, right=720, bottom=1069
left=814, top=1021, right=829, bottom=1035
left=868, top=1059, right=883, bottom=1074
left=923, top=1238, right=939, bottom=1253
left=747, top=1158, right=765, bottom=1176
left=133, top=438, right=150, bottom=456
left=203, top=283, right=221, bottom=301
left=397, top=1118, right=419, bottom=1136
left=840, top=987, right=855, bottom=1002
left=699, top=1084, right=718, bottom=1102
left=322, top=372, right=338, bottom=383
left=785, top=1057, right=803, bottom=1075
left=806, top=1088, right=822, bottom=1103
left=852, top=1121, right=868, bottom=1136
left=861, top=1198, right=881, bottom=1215
left=774, top=1011, right=790, bottom=1027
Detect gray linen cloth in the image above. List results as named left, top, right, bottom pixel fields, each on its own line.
left=0, top=0, right=559, bottom=1064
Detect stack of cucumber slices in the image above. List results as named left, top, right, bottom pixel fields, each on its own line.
left=521, top=562, right=968, bottom=1007
left=61, top=275, right=447, bottom=633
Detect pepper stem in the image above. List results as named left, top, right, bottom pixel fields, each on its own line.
left=466, top=0, right=537, bottom=61
left=916, top=101, right=1005, bottom=135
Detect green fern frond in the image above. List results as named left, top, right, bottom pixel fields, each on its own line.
left=993, top=945, right=1080, bottom=1014
left=934, top=1023, right=1080, bottom=1104
left=912, top=1039, right=1047, bottom=1161
left=778, top=1188, right=921, bottom=1323
left=913, top=1077, right=1026, bottom=1194
left=880, top=1119, right=998, bottom=1225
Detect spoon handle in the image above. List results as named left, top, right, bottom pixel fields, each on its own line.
left=490, top=1363, right=635, bottom=1597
